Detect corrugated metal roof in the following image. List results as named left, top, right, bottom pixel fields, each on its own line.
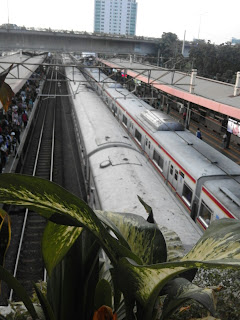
left=0, top=52, right=45, bottom=94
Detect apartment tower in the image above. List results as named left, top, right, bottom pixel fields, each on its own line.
left=94, top=0, right=138, bottom=36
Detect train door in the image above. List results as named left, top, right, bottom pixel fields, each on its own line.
left=168, top=161, right=178, bottom=191
left=145, top=137, right=151, bottom=156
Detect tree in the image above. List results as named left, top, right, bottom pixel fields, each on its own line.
left=188, top=41, right=240, bottom=82
left=157, top=32, right=180, bottom=68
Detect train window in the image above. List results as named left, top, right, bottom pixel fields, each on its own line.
left=170, top=165, right=173, bottom=175
left=122, top=114, right=127, bottom=127
left=135, top=129, right=142, bottom=144
left=148, top=141, right=151, bottom=149
left=199, top=201, right=212, bottom=228
left=182, top=183, right=193, bottom=206
left=174, top=169, right=178, bottom=181
left=153, top=150, right=163, bottom=170
left=146, top=138, right=148, bottom=146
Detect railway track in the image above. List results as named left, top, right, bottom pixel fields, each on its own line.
left=1, top=55, right=86, bottom=304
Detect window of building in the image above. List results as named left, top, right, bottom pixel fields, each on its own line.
left=135, top=129, right=142, bottom=144
left=153, top=150, right=164, bottom=170
left=182, top=183, right=193, bottom=206
left=199, top=201, right=212, bottom=227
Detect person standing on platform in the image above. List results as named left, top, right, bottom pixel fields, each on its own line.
left=22, top=111, right=28, bottom=128
left=13, top=125, right=21, bottom=144
left=10, top=132, right=17, bottom=156
left=196, top=128, right=202, bottom=140
left=222, top=133, right=227, bottom=148
left=183, top=111, right=186, bottom=123
left=0, top=140, right=8, bottom=169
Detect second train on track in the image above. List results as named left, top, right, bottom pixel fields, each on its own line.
left=80, top=63, right=240, bottom=231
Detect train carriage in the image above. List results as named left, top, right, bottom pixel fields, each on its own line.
left=83, top=66, right=240, bottom=231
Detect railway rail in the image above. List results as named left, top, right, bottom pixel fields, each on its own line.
left=1, top=55, right=86, bottom=304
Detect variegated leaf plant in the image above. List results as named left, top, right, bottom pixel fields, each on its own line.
left=0, top=174, right=240, bottom=320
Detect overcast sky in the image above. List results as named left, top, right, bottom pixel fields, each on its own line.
left=1, top=0, right=240, bottom=44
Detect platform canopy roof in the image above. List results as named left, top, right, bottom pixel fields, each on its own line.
left=98, top=58, right=240, bottom=120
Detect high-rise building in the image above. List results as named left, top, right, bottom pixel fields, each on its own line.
left=94, top=0, right=138, bottom=36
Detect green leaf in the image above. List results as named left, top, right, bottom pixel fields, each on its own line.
left=137, top=195, right=154, bottom=223
left=33, top=282, right=56, bottom=320
left=97, top=210, right=167, bottom=264
left=0, top=266, right=38, bottom=319
left=42, top=221, right=83, bottom=275
left=94, top=279, right=113, bottom=310
left=95, top=210, right=130, bottom=250
left=160, top=277, right=216, bottom=320
left=0, top=173, right=141, bottom=266
left=115, top=219, right=240, bottom=319
left=0, top=208, right=11, bottom=267
left=183, top=218, right=240, bottom=262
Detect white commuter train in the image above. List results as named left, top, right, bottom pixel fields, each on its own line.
left=81, top=66, right=240, bottom=232
left=63, top=57, right=202, bottom=255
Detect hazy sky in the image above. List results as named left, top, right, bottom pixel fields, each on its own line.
left=1, top=0, right=240, bottom=44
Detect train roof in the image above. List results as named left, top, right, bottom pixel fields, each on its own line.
left=156, top=131, right=240, bottom=179
left=90, top=146, right=202, bottom=253
left=204, top=178, right=240, bottom=219
left=87, top=68, right=122, bottom=89
left=65, top=66, right=134, bottom=156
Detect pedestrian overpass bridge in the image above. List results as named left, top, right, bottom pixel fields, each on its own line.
left=0, top=27, right=158, bottom=55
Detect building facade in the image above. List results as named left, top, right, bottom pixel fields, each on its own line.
left=94, top=0, right=138, bottom=36
left=232, top=38, right=240, bottom=45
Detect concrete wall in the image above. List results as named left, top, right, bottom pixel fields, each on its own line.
left=0, top=29, right=157, bottom=55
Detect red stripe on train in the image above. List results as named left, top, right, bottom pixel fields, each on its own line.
left=101, top=82, right=196, bottom=183
left=202, top=187, right=235, bottom=219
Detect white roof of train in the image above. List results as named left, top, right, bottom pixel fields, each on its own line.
left=65, top=67, right=134, bottom=156
left=90, top=146, right=202, bottom=253
left=87, top=68, right=240, bottom=180
left=0, top=52, right=46, bottom=94
left=156, top=131, right=240, bottom=178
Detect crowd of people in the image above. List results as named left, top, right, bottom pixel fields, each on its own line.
left=0, top=70, right=41, bottom=173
